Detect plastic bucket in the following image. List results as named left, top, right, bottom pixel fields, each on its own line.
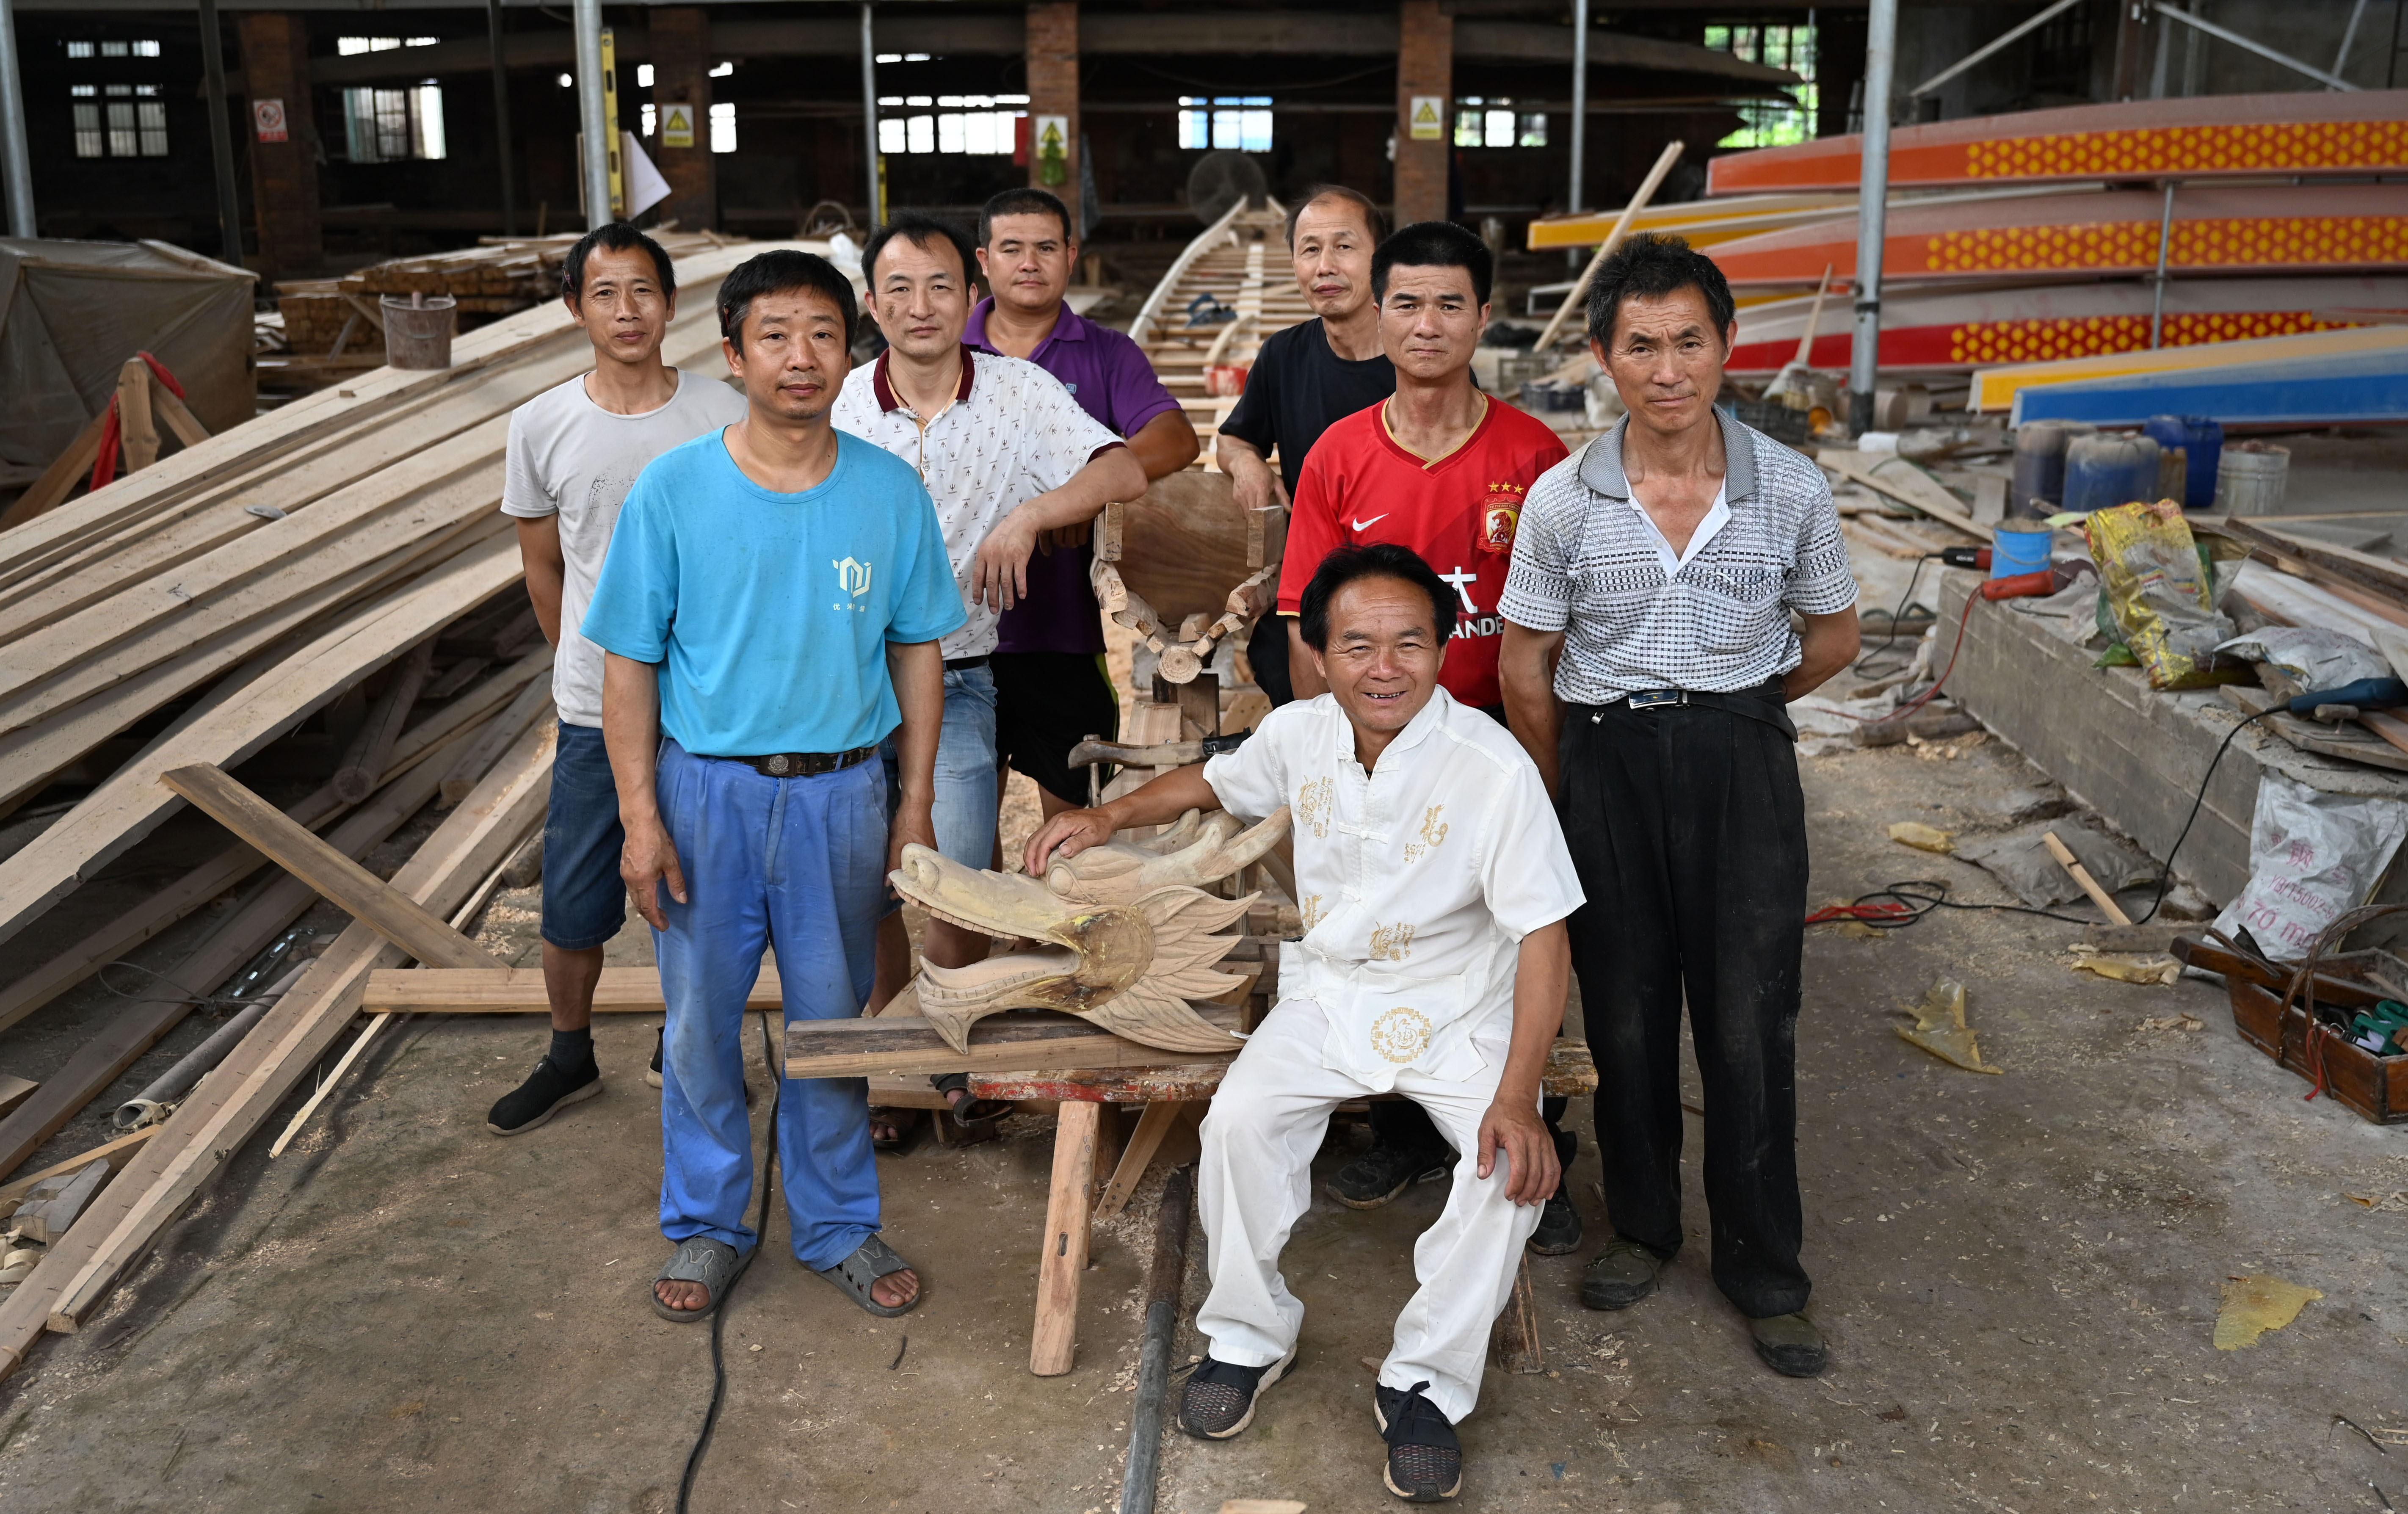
left=2214, top=441, right=2289, bottom=516
left=2140, top=414, right=2224, bottom=510
left=1991, top=520, right=2053, bottom=579
left=2063, top=433, right=2159, bottom=514
left=2009, top=420, right=2093, bottom=517
left=381, top=294, right=458, bottom=370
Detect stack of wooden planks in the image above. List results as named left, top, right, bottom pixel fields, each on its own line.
left=0, top=238, right=793, bottom=1383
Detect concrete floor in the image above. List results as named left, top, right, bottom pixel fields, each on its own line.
left=5, top=648, right=2408, bottom=1511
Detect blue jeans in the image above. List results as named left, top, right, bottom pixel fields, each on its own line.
left=651, top=738, right=888, bottom=1268
left=878, top=661, right=998, bottom=913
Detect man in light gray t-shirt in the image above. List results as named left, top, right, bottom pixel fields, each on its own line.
left=488, top=224, right=748, bottom=1138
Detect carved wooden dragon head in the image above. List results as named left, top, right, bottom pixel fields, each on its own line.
left=886, top=807, right=1291, bottom=1055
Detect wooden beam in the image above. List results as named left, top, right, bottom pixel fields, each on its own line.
left=116, top=359, right=160, bottom=475
left=332, top=636, right=433, bottom=801
left=160, top=762, right=503, bottom=970
left=440, top=675, right=551, bottom=805
left=13, top=1159, right=110, bottom=1245
left=22, top=716, right=553, bottom=1345
left=1094, top=1099, right=1182, bottom=1220
left=365, top=964, right=779, bottom=1013
left=0, top=1128, right=156, bottom=1221
left=1031, top=1098, right=1098, bottom=1376
left=0, top=1076, right=34, bottom=1118
left=149, top=383, right=211, bottom=450
left=0, top=408, right=111, bottom=532
left=784, top=1008, right=1243, bottom=1080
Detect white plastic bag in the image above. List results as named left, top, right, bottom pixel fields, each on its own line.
left=2213, top=771, right=2408, bottom=960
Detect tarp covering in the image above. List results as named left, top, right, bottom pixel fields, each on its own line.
left=0, top=238, right=255, bottom=472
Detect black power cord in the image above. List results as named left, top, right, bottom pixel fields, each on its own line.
left=1853, top=552, right=1942, bottom=679
left=676, top=1012, right=781, bottom=1514
left=2129, top=705, right=2278, bottom=926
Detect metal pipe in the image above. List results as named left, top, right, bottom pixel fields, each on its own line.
left=2333, top=0, right=2369, bottom=78
left=1847, top=0, right=1897, bottom=437
left=0, top=0, right=33, bottom=238
left=573, top=0, right=613, bottom=228
left=113, top=959, right=314, bottom=1129
left=2150, top=1, right=2361, bottom=89
left=195, top=0, right=244, bottom=268
left=861, top=3, right=882, bottom=227
left=1566, top=0, right=1588, bottom=215
left=1116, top=1166, right=1193, bottom=1514
left=2148, top=181, right=2176, bottom=349
left=1909, top=0, right=2082, bottom=97
left=487, top=0, right=518, bottom=236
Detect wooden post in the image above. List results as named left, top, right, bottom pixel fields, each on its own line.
left=115, top=359, right=159, bottom=475
left=1096, top=1100, right=1182, bottom=1219
left=1176, top=671, right=1221, bottom=742
left=1031, top=1097, right=1100, bottom=1375
left=1490, top=1254, right=1545, bottom=1373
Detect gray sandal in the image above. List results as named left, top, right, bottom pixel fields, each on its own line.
left=812, top=1234, right=922, bottom=1318
left=651, top=1236, right=752, bottom=1323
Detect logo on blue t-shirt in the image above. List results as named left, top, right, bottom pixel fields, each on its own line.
left=833, top=556, right=874, bottom=611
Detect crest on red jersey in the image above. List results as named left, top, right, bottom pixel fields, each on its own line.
left=1478, top=481, right=1526, bottom=555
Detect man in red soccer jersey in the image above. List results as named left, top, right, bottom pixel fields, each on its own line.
left=1275, top=220, right=1578, bottom=1248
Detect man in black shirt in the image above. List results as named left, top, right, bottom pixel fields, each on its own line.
left=1216, top=185, right=1394, bottom=709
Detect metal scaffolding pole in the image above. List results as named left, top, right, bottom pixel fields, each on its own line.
left=1847, top=0, right=1897, bottom=437
left=1566, top=0, right=1588, bottom=216
left=0, top=0, right=32, bottom=238
left=488, top=0, right=518, bottom=236
left=195, top=0, right=244, bottom=267
left=574, top=0, right=612, bottom=229
left=861, top=4, right=882, bottom=227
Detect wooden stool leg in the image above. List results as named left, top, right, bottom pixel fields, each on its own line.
left=1490, top=1254, right=1544, bottom=1374
left=1096, top=1100, right=1181, bottom=1220
left=1031, top=1099, right=1100, bottom=1376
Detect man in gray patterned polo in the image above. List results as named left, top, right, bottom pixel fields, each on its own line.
left=1495, top=233, right=1859, bottom=1379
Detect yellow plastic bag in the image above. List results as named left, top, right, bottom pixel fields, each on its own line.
left=2084, top=500, right=2236, bottom=691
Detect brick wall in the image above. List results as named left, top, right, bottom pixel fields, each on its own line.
left=1025, top=3, right=1080, bottom=197
left=236, top=12, right=322, bottom=277
left=649, top=8, right=716, bottom=232
left=1393, top=0, right=1452, bottom=227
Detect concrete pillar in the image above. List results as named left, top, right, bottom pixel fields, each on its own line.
left=236, top=12, right=322, bottom=277
left=1025, top=2, right=1078, bottom=195
left=649, top=8, right=715, bottom=231
left=1393, top=0, right=1452, bottom=227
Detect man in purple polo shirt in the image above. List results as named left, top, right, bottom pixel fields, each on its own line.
left=969, top=187, right=1200, bottom=826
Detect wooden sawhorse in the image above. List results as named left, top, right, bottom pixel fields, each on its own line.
left=976, top=1038, right=1599, bottom=1377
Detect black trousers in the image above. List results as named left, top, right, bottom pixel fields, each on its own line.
left=1561, top=696, right=1810, bottom=1318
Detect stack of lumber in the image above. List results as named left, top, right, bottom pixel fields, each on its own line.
left=0, top=239, right=793, bottom=1382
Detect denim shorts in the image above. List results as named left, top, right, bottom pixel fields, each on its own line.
left=877, top=660, right=1000, bottom=916
left=542, top=721, right=629, bottom=951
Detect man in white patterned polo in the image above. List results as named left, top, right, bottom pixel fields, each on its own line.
left=1496, top=234, right=1859, bottom=1379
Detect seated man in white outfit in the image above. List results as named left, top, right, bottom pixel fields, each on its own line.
left=1022, top=542, right=1582, bottom=1503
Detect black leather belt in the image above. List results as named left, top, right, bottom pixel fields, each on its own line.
left=708, top=745, right=877, bottom=779
left=943, top=655, right=989, bottom=671
left=1596, top=679, right=1798, bottom=740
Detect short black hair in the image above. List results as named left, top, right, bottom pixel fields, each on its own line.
left=717, top=249, right=859, bottom=351
left=1284, top=184, right=1387, bottom=248
left=1372, top=221, right=1493, bottom=307
left=861, top=210, right=978, bottom=287
left=979, top=187, right=1074, bottom=248
left=1585, top=233, right=1736, bottom=348
left=1298, top=543, right=1457, bottom=652
left=564, top=221, right=676, bottom=304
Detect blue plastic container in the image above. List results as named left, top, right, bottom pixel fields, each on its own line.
left=2140, top=414, right=2224, bottom=510
left=1991, top=521, right=2053, bottom=579
left=2062, top=433, right=2160, bottom=515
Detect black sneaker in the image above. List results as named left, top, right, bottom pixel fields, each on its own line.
left=1176, top=1345, right=1297, bottom=1439
left=486, top=1055, right=602, bottom=1136
left=646, top=1028, right=663, bottom=1089
left=1528, top=1128, right=1582, bottom=1256
left=1326, top=1141, right=1452, bottom=1210
left=1375, top=1380, right=1463, bottom=1502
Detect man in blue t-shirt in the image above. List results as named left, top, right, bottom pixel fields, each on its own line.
left=583, top=250, right=965, bottom=1324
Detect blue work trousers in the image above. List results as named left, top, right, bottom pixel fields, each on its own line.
left=652, top=738, right=888, bottom=1269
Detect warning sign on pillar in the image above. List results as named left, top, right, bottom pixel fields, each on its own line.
left=1034, top=113, right=1069, bottom=188
left=1407, top=96, right=1444, bottom=141
left=660, top=103, right=696, bottom=149
left=253, top=99, right=288, bottom=143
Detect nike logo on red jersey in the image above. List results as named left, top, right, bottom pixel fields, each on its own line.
left=1349, top=514, right=1390, bottom=531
